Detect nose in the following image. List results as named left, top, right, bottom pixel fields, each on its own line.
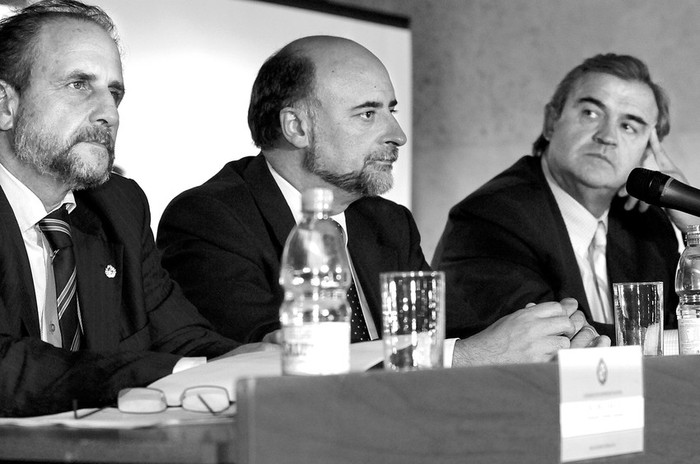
left=592, top=120, right=616, bottom=146
left=385, top=114, right=407, bottom=147
left=90, top=89, right=119, bottom=128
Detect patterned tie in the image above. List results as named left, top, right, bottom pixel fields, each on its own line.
left=330, top=219, right=370, bottom=342
left=587, top=221, right=612, bottom=324
left=39, top=206, right=82, bottom=351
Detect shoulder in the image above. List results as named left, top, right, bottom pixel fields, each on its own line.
left=71, top=174, right=155, bottom=241
left=75, top=173, right=147, bottom=217
left=450, top=155, right=548, bottom=217
left=178, top=156, right=257, bottom=201
left=161, top=156, right=261, bottom=219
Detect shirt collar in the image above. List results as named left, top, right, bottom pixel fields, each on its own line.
left=0, top=161, right=76, bottom=233
left=266, top=160, right=348, bottom=243
left=541, top=156, right=608, bottom=255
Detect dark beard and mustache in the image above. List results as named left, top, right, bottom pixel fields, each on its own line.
left=303, top=144, right=398, bottom=197
left=12, top=111, right=116, bottom=191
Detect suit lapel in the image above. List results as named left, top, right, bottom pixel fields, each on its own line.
left=606, top=213, right=636, bottom=284
left=244, top=154, right=296, bottom=254
left=0, top=187, right=40, bottom=337
left=70, top=199, right=124, bottom=350
left=345, top=204, right=397, bottom=326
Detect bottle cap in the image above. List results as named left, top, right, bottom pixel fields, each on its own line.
left=687, top=224, right=700, bottom=245
left=301, top=188, right=333, bottom=213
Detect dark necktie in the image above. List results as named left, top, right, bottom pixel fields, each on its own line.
left=39, top=206, right=82, bottom=351
left=330, top=219, right=370, bottom=342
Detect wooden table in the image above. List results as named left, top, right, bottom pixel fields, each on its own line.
left=0, top=420, right=236, bottom=463
left=2, top=354, right=700, bottom=463
left=236, top=355, right=700, bottom=464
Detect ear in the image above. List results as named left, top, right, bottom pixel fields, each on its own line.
left=279, top=107, right=311, bottom=149
left=0, top=80, right=18, bottom=131
left=542, top=103, right=558, bottom=141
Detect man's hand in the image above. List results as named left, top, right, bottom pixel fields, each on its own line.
left=451, top=298, right=610, bottom=367
left=561, top=297, right=612, bottom=348
left=452, top=300, right=575, bottom=367
left=569, top=325, right=611, bottom=348
left=618, top=128, right=695, bottom=230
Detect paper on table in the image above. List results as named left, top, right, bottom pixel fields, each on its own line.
left=151, top=339, right=385, bottom=406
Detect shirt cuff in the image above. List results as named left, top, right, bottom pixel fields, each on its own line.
left=172, top=356, right=207, bottom=374
left=443, top=338, right=458, bottom=368
left=664, top=329, right=679, bottom=356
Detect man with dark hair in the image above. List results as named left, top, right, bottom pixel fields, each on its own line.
left=158, top=36, right=607, bottom=367
left=0, top=0, right=255, bottom=417
left=434, top=53, right=689, bottom=341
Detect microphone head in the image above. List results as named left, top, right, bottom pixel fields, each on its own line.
left=626, top=168, right=669, bottom=204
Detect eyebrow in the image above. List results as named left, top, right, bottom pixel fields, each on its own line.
left=350, top=99, right=399, bottom=111
left=577, top=96, right=649, bottom=126
left=110, top=80, right=126, bottom=95
left=66, top=71, right=125, bottom=94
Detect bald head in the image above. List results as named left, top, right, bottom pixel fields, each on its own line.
left=247, top=35, right=392, bottom=150
left=284, top=35, right=384, bottom=71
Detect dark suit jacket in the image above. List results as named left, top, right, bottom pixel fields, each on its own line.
left=157, top=154, right=430, bottom=343
left=0, top=175, right=238, bottom=417
left=432, top=155, right=680, bottom=341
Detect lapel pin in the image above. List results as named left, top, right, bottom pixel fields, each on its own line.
left=105, top=264, right=117, bottom=279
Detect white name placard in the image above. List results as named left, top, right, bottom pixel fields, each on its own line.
left=559, top=346, right=644, bottom=462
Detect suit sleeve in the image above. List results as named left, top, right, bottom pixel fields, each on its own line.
left=0, top=323, right=180, bottom=417
left=434, top=202, right=560, bottom=339
left=118, top=179, right=241, bottom=357
left=158, top=191, right=283, bottom=344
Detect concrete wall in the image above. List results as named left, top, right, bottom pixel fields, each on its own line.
left=327, top=0, right=700, bottom=261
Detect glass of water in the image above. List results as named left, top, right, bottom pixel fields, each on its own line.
left=380, top=271, right=445, bottom=371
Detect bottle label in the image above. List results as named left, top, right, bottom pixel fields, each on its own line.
left=281, top=322, right=350, bottom=375
left=678, top=318, right=700, bottom=355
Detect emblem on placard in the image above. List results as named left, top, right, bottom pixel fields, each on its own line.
left=596, top=358, right=608, bottom=385
left=105, top=264, right=117, bottom=278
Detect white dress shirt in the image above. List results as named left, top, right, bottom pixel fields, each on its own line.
left=541, top=157, right=613, bottom=323
left=0, top=162, right=75, bottom=347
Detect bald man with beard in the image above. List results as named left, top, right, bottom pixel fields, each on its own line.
left=158, top=36, right=608, bottom=367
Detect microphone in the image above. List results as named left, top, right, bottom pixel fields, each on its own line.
left=626, top=168, right=700, bottom=217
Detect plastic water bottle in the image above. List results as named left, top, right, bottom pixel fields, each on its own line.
left=676, top=224, right=700, bottom=355
left=279, top=188, right=351, bottom=375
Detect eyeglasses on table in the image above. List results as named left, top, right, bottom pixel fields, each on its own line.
left=73, top=385, right=231, bottom=419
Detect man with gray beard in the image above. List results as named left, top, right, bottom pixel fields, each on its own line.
left=0, top=0, right=261, bottom=417
left=158, top=36, right=607, bottom=366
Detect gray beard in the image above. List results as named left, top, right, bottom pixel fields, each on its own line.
left=303, top=144, right=397, bottom=197
left=13, top=113, right=115, bottom=191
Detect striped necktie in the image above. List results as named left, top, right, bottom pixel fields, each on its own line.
left=330, top=219, right=370, bottom=342
left=39, top=206, right=82, bottom=351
